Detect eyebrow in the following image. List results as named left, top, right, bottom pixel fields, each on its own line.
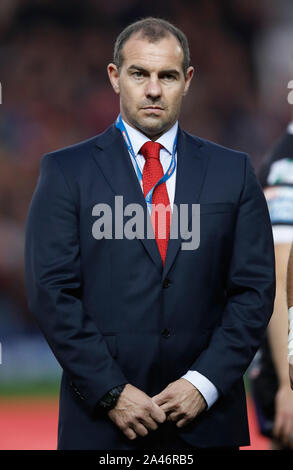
left=127, top=65, right=181, bottom=77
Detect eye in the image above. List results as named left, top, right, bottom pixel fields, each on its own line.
left=163, top=74, right=176, bottom=81
left=132, top=71, right=144, bottom=79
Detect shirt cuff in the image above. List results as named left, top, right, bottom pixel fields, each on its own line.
left=272, top=225, right=293, bottom=244
left=181, top=370, right=219, bottom=409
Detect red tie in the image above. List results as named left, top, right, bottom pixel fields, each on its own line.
left=140, top=141, right=171, bottom=265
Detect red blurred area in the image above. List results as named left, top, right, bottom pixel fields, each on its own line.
left=0, top=397, right=58, bottom=450
left=0, top=395, right=269, bottom=450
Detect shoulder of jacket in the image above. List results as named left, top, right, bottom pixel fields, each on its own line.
left=183, top=129, right=248, bottom=161
left=40, top=134, right=98, bottom=166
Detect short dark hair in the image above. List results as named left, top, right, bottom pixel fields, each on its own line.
left=113, top=17, right=190, bottom=76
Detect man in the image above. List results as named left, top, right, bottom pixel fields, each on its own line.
left=249, top=118, right=293, bottom=449
left=288, top=244, right=293, bottom=389
left=24, top=17, right=275, bottom=450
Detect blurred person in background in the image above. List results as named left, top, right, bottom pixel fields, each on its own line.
left=24, top=17, right=275, bottom=450
left=289, top=244, right=293, bottom=381
left=249, top=104, right=293, bottom=449
left=288, top=244, right=293, bottom=391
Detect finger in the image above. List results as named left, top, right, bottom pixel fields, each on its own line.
left=282, top=418, right=293, bottom=447
left=150, top=403, right=167, bottom=423
left=288, top=432, right=293, bottom=450
left=167, top=411, right=185, bottom=422
left=152, top=393, right=168, bottom=406
left=276, top=420, right=289, bottom=447
left=133, top=421, right=149, bottom=438
left=140, top=415, right=159, bottom=431
left=287, top=421, right=293, bottom=449
left=273, top=413, right=283, bottom=439
left=159, top=401, right=176, bottom=413
left=176, top=418, right=189, bottom=428
left=123, top=427, right=137, bottom=440
left=285, top=432, right=293, bottom=450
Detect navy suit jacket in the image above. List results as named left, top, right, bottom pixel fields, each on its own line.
left=24, top=123, right=275, bottom=449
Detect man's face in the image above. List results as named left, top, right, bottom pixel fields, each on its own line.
left=108, top=33, right=194, bottom=139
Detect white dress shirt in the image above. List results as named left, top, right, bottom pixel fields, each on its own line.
left=121, top=117, right=219, bottom=409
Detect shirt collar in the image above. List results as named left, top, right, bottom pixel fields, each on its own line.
left=122, top=118, right=178, bottom=157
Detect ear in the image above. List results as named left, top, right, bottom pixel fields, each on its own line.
left=182, top=66, right=194, bottom=96
left=107, top=63, right=120, bottom=94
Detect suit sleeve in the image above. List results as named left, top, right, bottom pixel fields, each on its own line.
left=191, top=153, right=276, bottom=396
left=24, top=153, right=128, bottom=413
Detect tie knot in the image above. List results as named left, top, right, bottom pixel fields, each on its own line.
left=140, top=141, right=163, bottom=161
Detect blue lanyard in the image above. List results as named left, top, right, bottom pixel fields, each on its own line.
left=115, top=114, right=177, bottom=212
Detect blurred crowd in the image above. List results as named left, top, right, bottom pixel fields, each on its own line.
left=0, top=0, right=292, bottom=335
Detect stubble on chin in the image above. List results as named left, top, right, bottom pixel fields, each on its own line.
left=129, top=114, right=171, bottom=140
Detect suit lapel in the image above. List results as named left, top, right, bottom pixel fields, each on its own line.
left=92, top=124, right=163, bottom=273
left=162, top=127, right=209, bottom=280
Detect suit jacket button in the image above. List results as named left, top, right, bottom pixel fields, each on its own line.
left=161, top=328, right=171, bottom=338
left=163, top=279, right=171, bottom=288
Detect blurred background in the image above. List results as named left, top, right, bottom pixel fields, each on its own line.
left=0, top=0, right=292, bottom=450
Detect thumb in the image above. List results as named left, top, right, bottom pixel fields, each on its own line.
left=151, top=394, right=160, bottom=404
left=151, top=391, right=167, bottom=405
left=151, top=401, right=167, bottom=423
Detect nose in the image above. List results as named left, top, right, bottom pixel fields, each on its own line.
left=145, top=75, right=162, bottom=100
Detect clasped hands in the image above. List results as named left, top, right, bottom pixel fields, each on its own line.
left=108, top=378, right=207, bottom=441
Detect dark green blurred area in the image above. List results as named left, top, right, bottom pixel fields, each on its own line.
left=0, top=375, right=251, bottom=398
left=0, top=380, right=59, bottom=397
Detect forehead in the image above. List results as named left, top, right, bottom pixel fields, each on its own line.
left=121, top=33, right=184, bottom=71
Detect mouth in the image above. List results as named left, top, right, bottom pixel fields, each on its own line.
left=141, top=106, right=165, bottom=115
left=143, top=106, right=164, bottom=110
